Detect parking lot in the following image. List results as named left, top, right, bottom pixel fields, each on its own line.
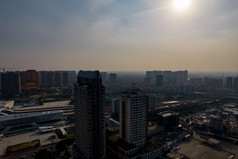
left=178, top=139, right=233, bottom=159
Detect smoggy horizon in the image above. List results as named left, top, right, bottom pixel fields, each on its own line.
left=1, top=69, right=237, bottom=77
left=1, top=0, right=238, bottom=72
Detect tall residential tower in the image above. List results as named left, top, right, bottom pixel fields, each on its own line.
left=74, top=71, right=105, bottom=159
left=119, top=88, right=147, bottom=147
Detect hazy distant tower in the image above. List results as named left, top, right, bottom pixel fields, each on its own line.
left=109, top=73, right=117, bottom=82
left=25, top=70, right=38, bottom=94
left=226, top=77, right=233, bottom=88
left=234, top=76, right=238, bottom=89
left=156, top=75, right=163, bottom=87
left=147, top=94, right=156, bottom=110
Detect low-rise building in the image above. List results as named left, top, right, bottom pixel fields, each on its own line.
left=107, top=135, right=168, bottom=159
left=158, top=111, right=179, bottom=128
left=0, top=110, right=63, bottom=131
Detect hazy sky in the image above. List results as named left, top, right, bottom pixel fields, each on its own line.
left=0, top=0, right=238, bottom=72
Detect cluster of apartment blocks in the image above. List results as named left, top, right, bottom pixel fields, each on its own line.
left=145, top=70, right=188, bottom=87
left=20, top=70, right=76, bottom=89
left=74, top=70, right=175, bottom=159
left=0, top=70, right=76, bottom=98
left=145, top=70, right=238, bottom=90
left=189, top=76, right=238, bottom=89
left=109, top=89, right=178, bottom=159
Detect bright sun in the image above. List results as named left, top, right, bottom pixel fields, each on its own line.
left=173, top=0, right=191, bottom=11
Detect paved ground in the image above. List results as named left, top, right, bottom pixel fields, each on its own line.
left=193, top=131, right=238, bottom=158
left=178, top=139, right=233, bottom=159
left=0, top=130, right=59, bottom=156
left=219, top=139, right=238, bottom=157
left=43, top=101, right=71, bottom=107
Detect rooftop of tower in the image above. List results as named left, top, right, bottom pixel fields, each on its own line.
left=78, top=70, right=101, bottom=79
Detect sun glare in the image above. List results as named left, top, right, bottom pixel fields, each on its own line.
left=173, top=0, right=191, bottom=11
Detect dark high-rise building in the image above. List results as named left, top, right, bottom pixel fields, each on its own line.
left=54, top=71, right=61, bottom=87
left=204, top=78, right=223, bottom=89
left=145, top=71, right=153, bottom=84
left=146, top=71, right=163, bottom=85
left=112, top=98, right=120, bottom=117
left=146, top=70, right=187, bottom=86
left=68, top=71, right=76, bottom=86
left=1, top=72, right=21, bottom=99
left=226, top=77, right=233, bottom=88
left=234, top=76, right=238, bottom=89
left=156, top=75, right=163, bottom=87
left=46, top=71, right=54, bottom=88
left=176, top=70, right=188, bottom=84
left=63, top=71, right=68, bottom=86
left=74, top=70, right=105, bottom=159
left=147, top=94, right=156, bottom=110
left=0, top=73, right=1, bottom=91
left=162, top=70, right=172, bottom=85
left=25, top=70, right=38, bottom=94
left=38, top=71, right=75, bottom=89
left=38, top=71, right=47, bottom=88
left=18, top=71, right=26, bottom=91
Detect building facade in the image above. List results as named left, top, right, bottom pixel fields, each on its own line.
left=1, top=72, right=21, bottom=99
left=226, top=77, right=233, bottom=89
left=112, top=98, right=120, bottom=117
left=156, top=75, right=163, bottom=87
left=147, top=94, right=156, bottom=110
left=25, top=70, right=38, bottom=94
left=234, top=76, right=238, bottom=89
left=120, top=88, right=147, bottom=147
left=145, top=70, right=187, bottom=86
left=74, top=71, right=106, bottom=159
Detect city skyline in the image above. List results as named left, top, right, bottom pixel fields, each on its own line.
left=1, top=0, right=238, bottom=72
